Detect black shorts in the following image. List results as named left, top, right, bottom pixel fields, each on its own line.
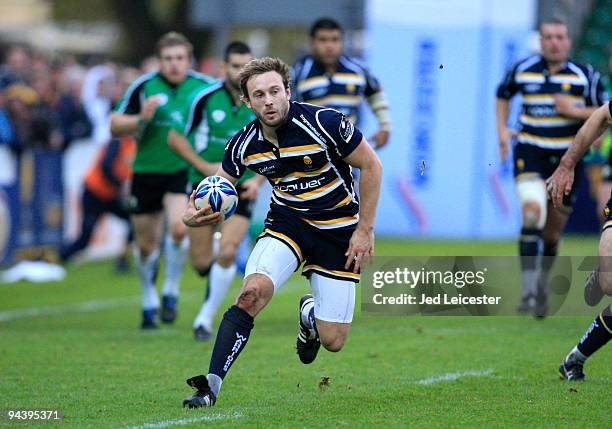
left=258, top=208, right=360, bottom=283
left=190, top=182, right=254, bottom=219
left=603, top=196, right=612, bottom=231
left=514, top=142, right=583, bottom=207
left=129, top=170, right=188, bottom=214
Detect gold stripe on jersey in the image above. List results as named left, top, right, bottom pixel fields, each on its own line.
left=517, top=132, right=574, bottom=147
left=260, top=228, right=303, bottom=261
left=522, top=94, right=584, bottom=103
left=307, top=95, right=361, bottom=107
left=516, top=72, right=545, bottom=83
left=302, top=264, right=361, bottom=280
left=302, top=214, right=359, bottom=229
left=520, top=114, right=581, bottom=127
left=273, top=178, right=342, bottom=201
left=279, top=144, right=324, bottom=157
left=271, top=163, right=332, bottom=184
left=244, top=151, right=276, bottom=165
left=297, top=76, right=328, bottom=92
left=332, top=73, right=366, bottom=85
left=332, top=194, right=353, bottom=208
left=549, top=74, right=586, bottom=85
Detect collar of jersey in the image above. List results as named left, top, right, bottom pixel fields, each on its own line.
left=538, top=55, right=570, bottom=74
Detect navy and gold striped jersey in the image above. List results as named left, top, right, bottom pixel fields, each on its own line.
left=222, top=101, right=363, bottom=230
left=497, top=55, right=608, bottom=150
left=292, top=55, right=383, bottom=124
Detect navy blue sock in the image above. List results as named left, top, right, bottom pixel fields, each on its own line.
left=307, top=307, right=318, bottom=338
left=541, top=241, right=558, bottom=278
left=519, top=228, right=542, bottom=297
left=577, top=306, right=612, bottom=357
left=519, top=228, right=542, bottom=268
left=208, top=305, right=254, bottom=380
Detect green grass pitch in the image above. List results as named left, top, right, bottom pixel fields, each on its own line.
left=0, top=236, right=609, bottom=428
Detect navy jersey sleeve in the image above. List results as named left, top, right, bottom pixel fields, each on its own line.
left=320, top=109, right=363, bottom=158
left=291, top=60, right=304, bottom=102
left=222, top=132, right=247, bottom=178
left=183, top=94, right=209, bottom=136
left=496, top=62, right=520, bottom=99
left=586, top=66, right=609, bottom=107
left=362, top=64, right=383, bottom=98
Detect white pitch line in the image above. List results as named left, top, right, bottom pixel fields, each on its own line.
left=125, top=412, right=243, bottom=429
left=0, top=296, right=139, bottom=322
left=414, top=369, right=494, bottom=385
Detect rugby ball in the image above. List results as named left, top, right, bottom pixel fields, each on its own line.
left=194, top=176, right=239, bottom=221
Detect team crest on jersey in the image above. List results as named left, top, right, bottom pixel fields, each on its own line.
left=605, top=206, right=610, bottom=217
left=170, top=112, right=183, bottom=123
left=516, top=158, right=525, bottom=170
left=561, top=82, right=571, bottom=92
left=339, top=116, right=354, bottom=142
left=212, top=109, right=226, bottom=123
left=155, top=93, right=169, bottom=106
left=346, top=83, right=356, bottom=93
left=303, top=156, right=313, bottom=167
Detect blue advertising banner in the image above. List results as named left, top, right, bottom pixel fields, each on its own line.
left=16, top=150, right=64, bottom=251
left=365, top=0, right=535, bottom=238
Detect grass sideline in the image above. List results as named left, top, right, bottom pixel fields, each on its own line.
left=0, top=237, right=610, bottom=428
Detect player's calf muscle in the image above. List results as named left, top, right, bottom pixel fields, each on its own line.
left=317, top=320, right=350, bottom=352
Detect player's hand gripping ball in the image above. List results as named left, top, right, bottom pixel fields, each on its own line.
left=194, top=176, right=239, bottom=221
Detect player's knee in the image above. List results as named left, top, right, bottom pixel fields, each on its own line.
left=235, top=275, right=273, bottom=314
left=521, top=201, right=542, bottom=228
left=218, top=242, right=239, bottom=267
left=169, top=222, right=187, bottom=243
left=136, top=238, right=157, bottom=258
left=193, top=262, right=212, bottom=278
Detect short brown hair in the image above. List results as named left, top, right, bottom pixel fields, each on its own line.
left=239, top=57, right=291, bottom=99
left=156, top=32, right=193, bottom=57
left=539, top=18, right=568, bottom=34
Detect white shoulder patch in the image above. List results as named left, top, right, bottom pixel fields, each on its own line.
left=339, top=116, right=355, bottom=142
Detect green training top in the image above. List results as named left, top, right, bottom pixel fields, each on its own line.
left=114, top=70, right=216, bottom=174
left=169, top=81, right=256, bottom=184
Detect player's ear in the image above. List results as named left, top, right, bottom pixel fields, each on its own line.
left=241, top=94, right=251, bottom=108
left=286, top=86, right=291, bottom=100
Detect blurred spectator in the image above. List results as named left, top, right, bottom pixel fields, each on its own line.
left=81, top=63, right=116, bottom=145
left=140, top=55, right=159, bottom=73
left=30, top=69, right=64, bottom=150
left=0, top=45, right=33, bottom=89
left=4, top=83, right=38, bottom=152
left=57, top=65, right=93, bottom=145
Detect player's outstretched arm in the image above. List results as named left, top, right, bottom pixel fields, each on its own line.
left=547, top=102, right=612, bottom=207
left=343, top=138, right=382, bottom=273
left=167, top=129, right=220, bottom=177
